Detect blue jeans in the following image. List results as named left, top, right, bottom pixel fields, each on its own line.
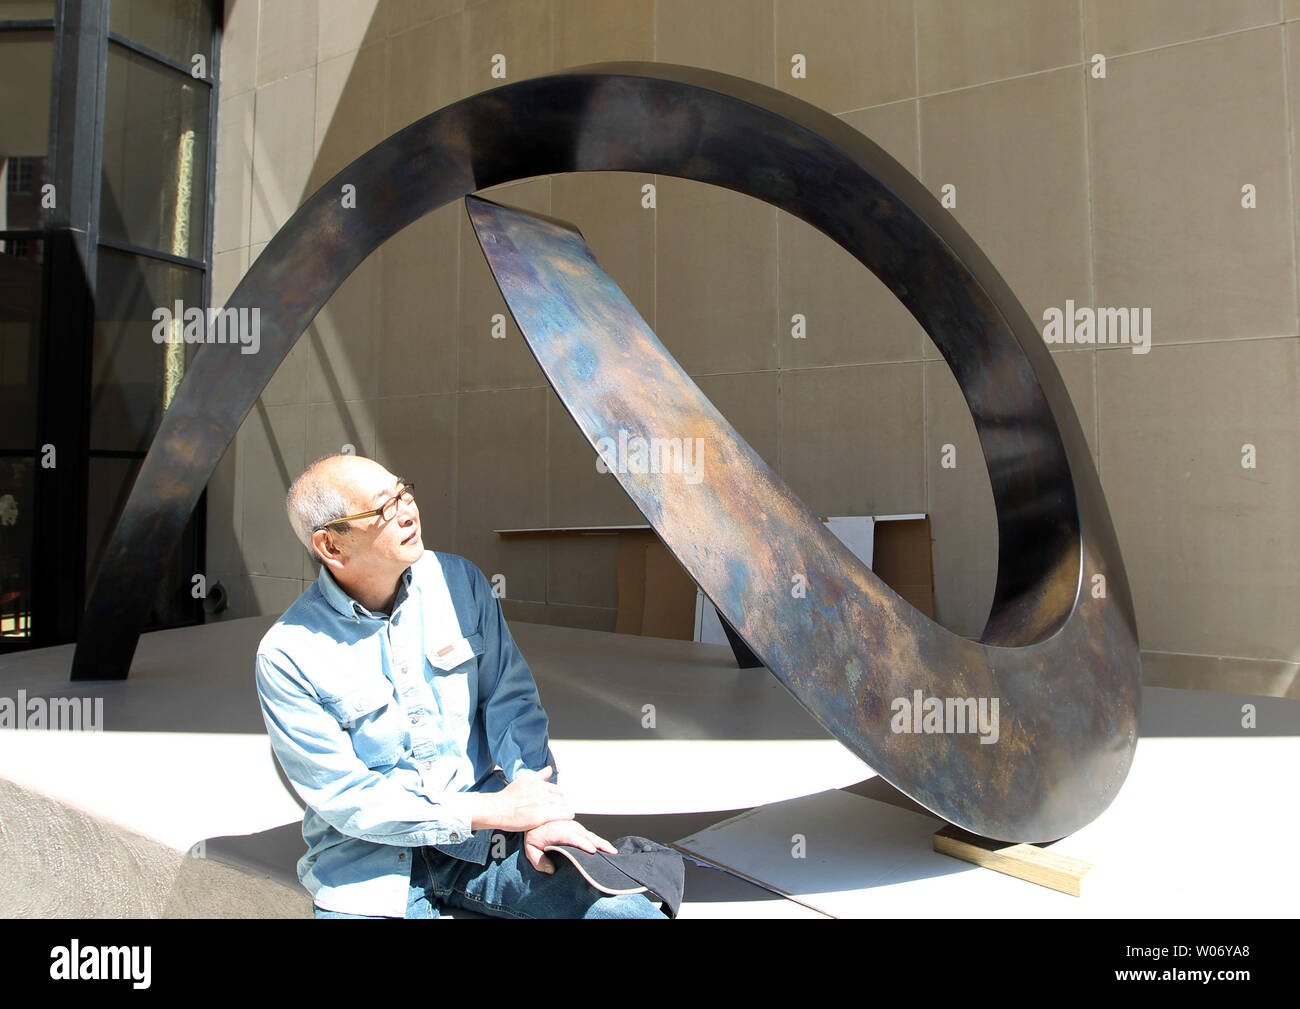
left=314, top=832, right=667, bottom=919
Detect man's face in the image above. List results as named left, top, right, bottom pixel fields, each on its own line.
left=323, top=459, right=423, bottom=575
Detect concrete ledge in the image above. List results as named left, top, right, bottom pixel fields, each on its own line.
left=0, top=777, right=310, bottom=918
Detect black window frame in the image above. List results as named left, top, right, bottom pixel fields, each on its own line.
left=0, top=0, right=222, bottom=652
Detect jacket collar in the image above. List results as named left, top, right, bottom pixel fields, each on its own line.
left=316, top=562, right=414, bottom=620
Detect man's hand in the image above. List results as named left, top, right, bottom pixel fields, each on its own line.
left=522, top=819, right=618, bottom=874
left=470, top=765, right=572, bottom=832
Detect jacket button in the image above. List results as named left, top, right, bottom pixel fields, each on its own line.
left=410, top=714, right=421, bottom=725
left=398, top=851, right=407, bottom=860
left=400, top=665, right=408, bottom=674
left=449, top=833, right=460, bottom=842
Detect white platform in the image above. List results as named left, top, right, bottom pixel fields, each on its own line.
left=677, top=727, right=1300, bottom=917
left=0, top=613, right=1296, bottom=917
left=0, top=614, right=866, bottom=917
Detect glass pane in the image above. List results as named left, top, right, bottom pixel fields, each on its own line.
left=0, top=32, right=53, bottom=233
left=0, top=2, right=55, bottom=20
left=91, top=247, right=201, bottom=452
left=85, top=455, right=137, bottom=590
left=0, top=237, right=41, bottom=448
left=87, top=453, right=199, bottom=628
left=100, top=43, right=209, bottom=260
left=110, top=0, right=214, bottom=68
left=0, top=456, right=35, bottom=639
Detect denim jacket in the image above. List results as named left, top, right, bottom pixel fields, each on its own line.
left=254, top=550, right=558, bottom=916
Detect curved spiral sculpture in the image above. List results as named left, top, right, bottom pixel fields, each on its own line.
left=72, top=62, right=1140, bottom=843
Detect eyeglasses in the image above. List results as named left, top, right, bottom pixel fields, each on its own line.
left=314, top=481, right=415, bottom=532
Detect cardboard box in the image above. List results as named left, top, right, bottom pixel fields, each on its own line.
left=870, top=515, right=936, bottom=620
left=615, top=530, right=697, bottom=639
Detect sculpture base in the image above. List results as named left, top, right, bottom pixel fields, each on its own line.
left=933, top=824, right=1094, bottom=897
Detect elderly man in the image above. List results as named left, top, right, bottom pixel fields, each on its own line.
left=255, top=452, right=665, bottom=919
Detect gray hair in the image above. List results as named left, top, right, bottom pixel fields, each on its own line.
left=286, top=454, right=357, bottom=552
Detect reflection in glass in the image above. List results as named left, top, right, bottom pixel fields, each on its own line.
left=0, top=2, right=56, bottom=18
left=0, top=456, right=34, bottom=638
left=100, top=43, right=209, bottom=260
left=85, top=455, right=137, bottom=592
left=92, top=248, right=201, bottom=452
left=87, top=453, right=199, bottom=629
left=0, top=238, right=42, bottom=449
left=110, top=0, right=214, bottom=68
left=0, top=32, right=53, bottom=236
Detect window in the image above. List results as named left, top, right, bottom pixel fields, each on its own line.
left=0, top=0, right=220, bottom=650
left=6, top=157, right=34, bottom=195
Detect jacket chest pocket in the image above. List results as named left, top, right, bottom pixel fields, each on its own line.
left=320, top=678, right=404, bottom=769
left=426, top=631, right=484, bottom=722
